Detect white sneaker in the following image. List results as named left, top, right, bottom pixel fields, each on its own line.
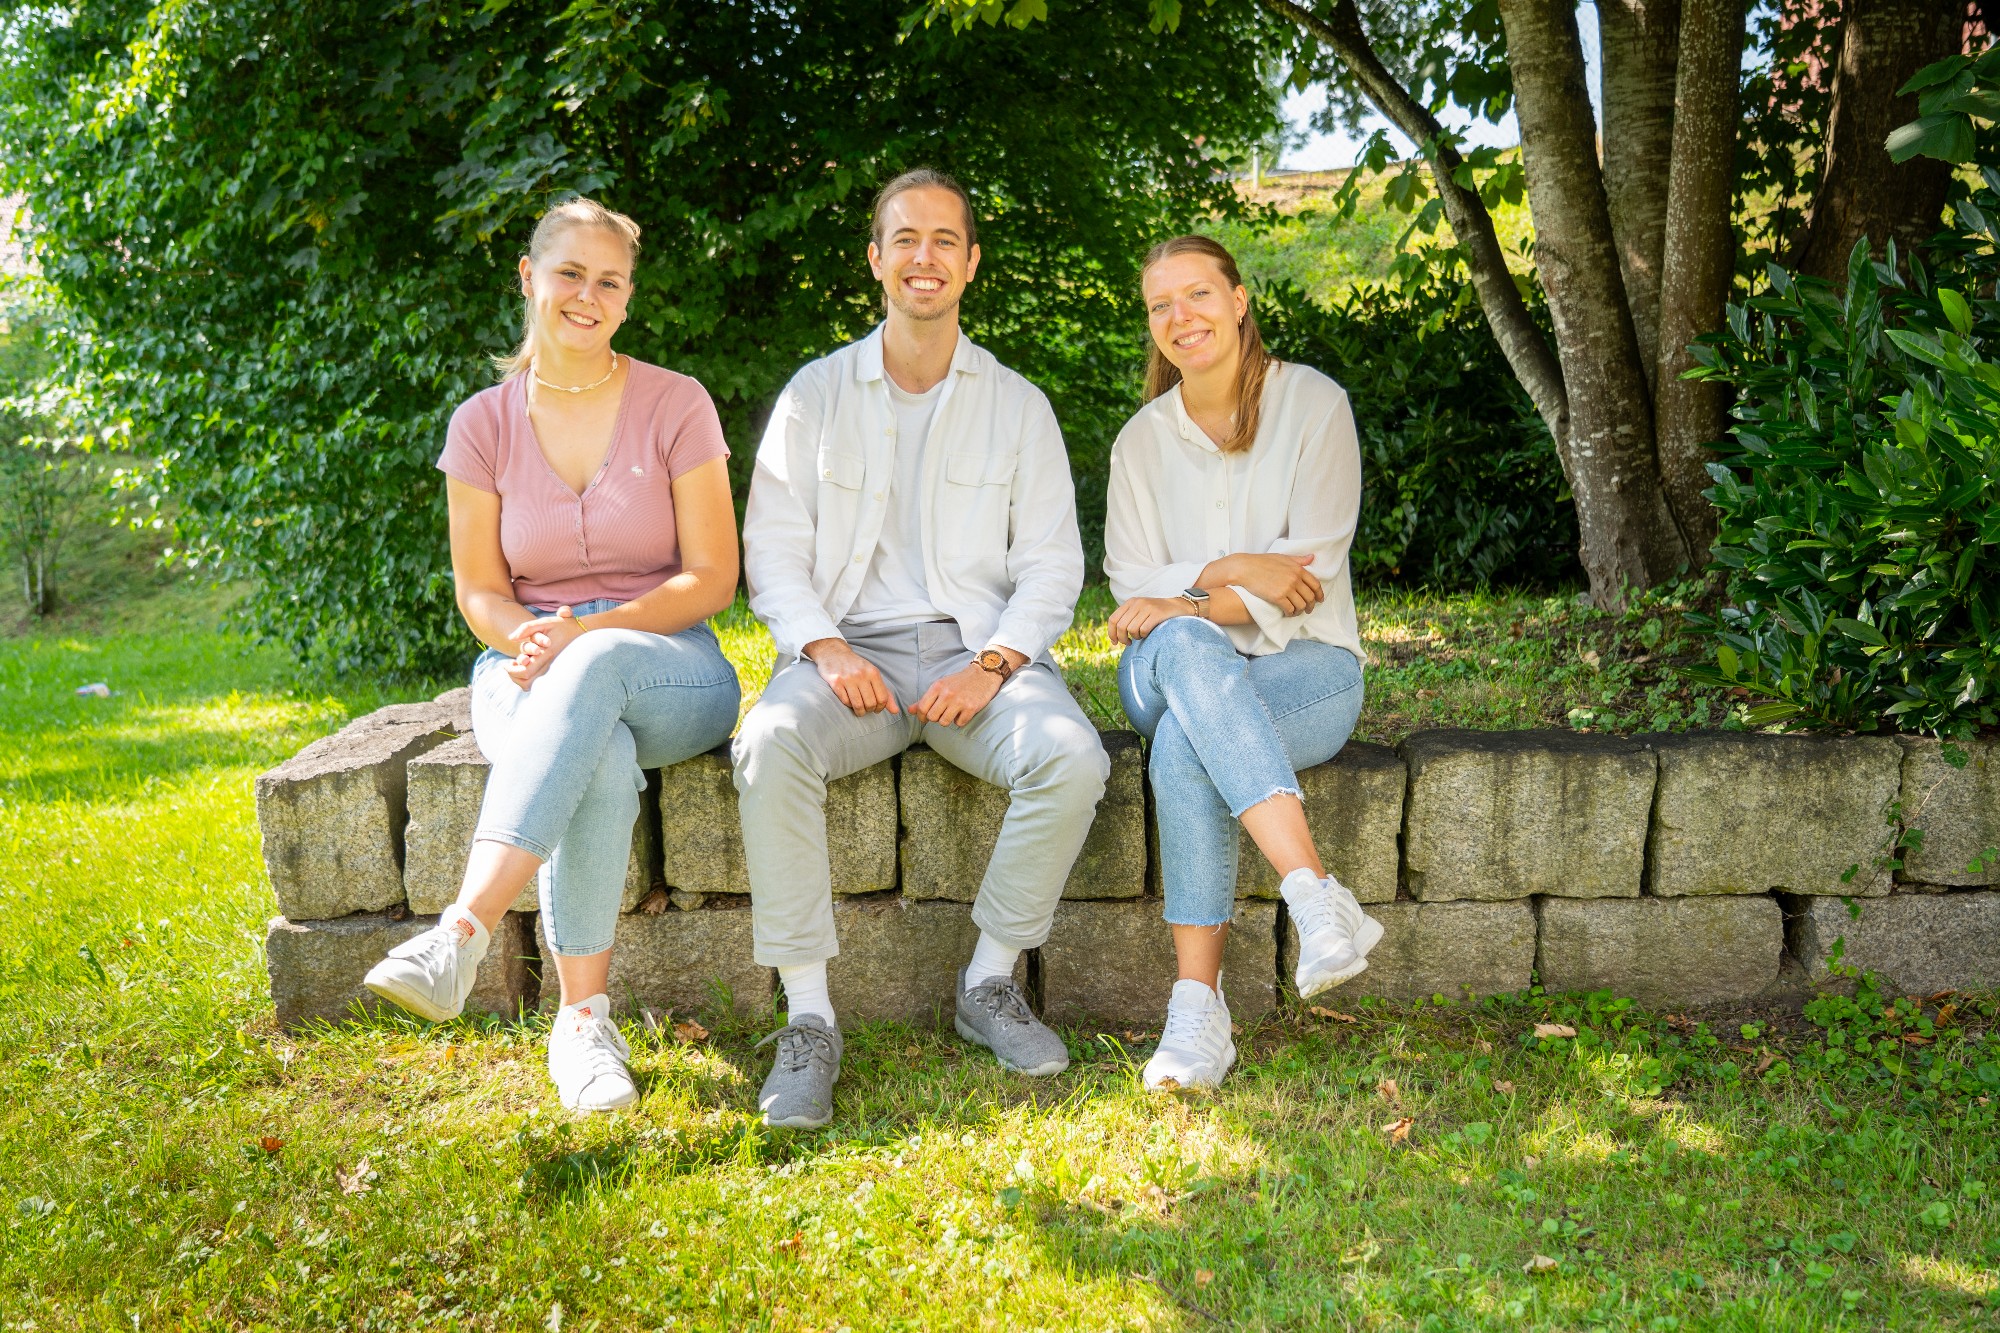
left=1143, top=979, right=1236, bottom=1091
left=1284, top=869, right=1384, bottom=997
left=548, top=995, right=637, bottom=1113
left=362, top=906, right=489, bottom=1021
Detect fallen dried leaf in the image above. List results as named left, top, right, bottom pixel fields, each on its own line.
left=1522, top=1155, right=1540, bottom=1170
left=1936, top=1003, right=1958, bottom=1028
left=903, top=1044, right=921, bottom=1058
left=337, top=1159, right=375, bottom=1195
left=1475, top=1038, right=1494, bottom=1054
left=1752, top=1052, right=1776, bottom=1075
left=673, top=1019, right=709, bottom=1044
left=1376, top=1078, right=1399, bottom=1103
left=1523, top=1253, right=1559, bottom=1275
left=258, top=1136, right=284, bottom=1154
left=1382, top=1116, right=1414, bottom=1144
left=1193, top=1269, right=1214, bottom=1288
left=776, top=1231, right=804, bottom=1254
left=1533, top=1023, right=1578, bottom=1040
left=1902, top=1033, right=1933, bottom=1046
left=1493, top=1079, right=1517, bottom=1096
left=444, top=1044, right=457, bottom=1062
left=1310, top=1006, right=1358, bottom=1023
left=638, top=888, right=669, bottom=915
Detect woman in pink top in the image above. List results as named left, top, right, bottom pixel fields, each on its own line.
left=364, top=197, right=741, bottom=1112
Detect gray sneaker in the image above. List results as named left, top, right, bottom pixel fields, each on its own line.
left=955, top=968, right=1070, bottom=1077
left=755, top=1015, right=842, bottom=1129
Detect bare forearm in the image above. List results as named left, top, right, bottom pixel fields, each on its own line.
left=459, top=587, right=537, bottom=655
left=1200, top=588, right=1252, bottom=625
left=1194, top=553, right=1254, bottom=589
left=579, top=566, right=737, bottom=637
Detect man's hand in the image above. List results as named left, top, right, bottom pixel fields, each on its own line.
left=910, top=661, right=1005, bottom=727
left=1107, top=596, right=1194, bottom=645
left=505, top=607, right=589, bottom=690
left=1222, top=553, right=1323, bottom=616
left=804, top=638, right=900, bottom=716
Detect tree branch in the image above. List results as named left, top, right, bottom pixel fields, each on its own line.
left=1257, top=0, right=1570, bottom=443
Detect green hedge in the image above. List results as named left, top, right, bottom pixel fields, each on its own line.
left=1689, top=184, right=2000, bottom=735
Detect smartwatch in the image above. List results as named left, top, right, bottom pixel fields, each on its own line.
left=973, top=648, right=1015, bottom=682
left=1179, top=587, right=1211, bottom=618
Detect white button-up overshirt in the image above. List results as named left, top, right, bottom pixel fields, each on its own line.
left=1103, top=360, right=1364, bottom=661
left=743, top=326, right=1084, bottom=662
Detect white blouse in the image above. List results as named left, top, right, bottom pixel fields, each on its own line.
left=1103, top=360, right=1364, bottom=661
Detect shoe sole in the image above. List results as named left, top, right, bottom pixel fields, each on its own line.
left=1144, top=1041, right=1237, bottom=1092
left=955, top=1016, right=1070, bottom=1077
left=763, top=1110, right=834, bottom=1130
left=362, top=969, right=462, bottom=1023
left=563, top=1086, right=639, bottom=1114
left=1296, top=914, right=1386, bottom=999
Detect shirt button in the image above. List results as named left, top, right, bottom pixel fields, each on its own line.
left=823, top=469, right=833, bottom=478
left=853, top=555, right=864, bottom=564
left=874, top=491, right=884, bottom=500
left=1216, top=501, right=1225, bottom=510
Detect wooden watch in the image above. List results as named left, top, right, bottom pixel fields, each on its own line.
left=973, top=648, right=1015, bottom=682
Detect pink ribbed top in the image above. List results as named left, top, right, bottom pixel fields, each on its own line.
left=437, top=360, right=729, bottom=608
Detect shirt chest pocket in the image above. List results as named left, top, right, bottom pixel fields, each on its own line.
left=816, top=449, right=866, bottom=492
left=941, top=450, right=1016, bottom=554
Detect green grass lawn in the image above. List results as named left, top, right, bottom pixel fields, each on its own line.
left=1, top=576, right=1996, bottom=1330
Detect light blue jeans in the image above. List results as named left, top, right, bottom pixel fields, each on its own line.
left=1118, top=617, right=1365, bottom=927
left=470, top=598, right=740, bottom=956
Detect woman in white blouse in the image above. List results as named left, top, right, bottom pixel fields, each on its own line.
left=1105, top=234, right=1380, bottom=1091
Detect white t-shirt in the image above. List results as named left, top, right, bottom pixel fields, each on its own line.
left=845, top=375, right=945, bottom=627
left=1103, top=360, right=1364, bottom=661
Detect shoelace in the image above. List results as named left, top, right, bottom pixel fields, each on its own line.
left=757, top=1022, right=837, bottom=1074
left=564, top=1014, right=629, bottom=1081
left=964, top=980, right=1036, bottom=1027
left=1289, top=884, right=1355, bottom=941
left=407, top=928, right=462, bottom=977
left=1159, top=996, right=1217, bottom=1049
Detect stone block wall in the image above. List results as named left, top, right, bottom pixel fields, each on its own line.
left=258, top=699, right=2000, bottom=1031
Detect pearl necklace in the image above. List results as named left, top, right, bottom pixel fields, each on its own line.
left=531, top=352, right=619, bottom=396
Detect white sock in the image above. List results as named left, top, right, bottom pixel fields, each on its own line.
left=1276, top=867, right=1324, bottom=909
left=778, top=962, right=834, bottom=1026
left=441, top=903, right=490, bottom=954
left=965, top=933, right=1020, bottom=988
left=559, top=991, right=610, bottom=1024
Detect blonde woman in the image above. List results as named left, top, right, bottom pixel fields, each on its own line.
left=363, top=197, right=741, bottom=1112
left=1105, top=235, right=1379, bottom=1091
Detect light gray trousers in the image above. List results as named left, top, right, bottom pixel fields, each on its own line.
left=731, top=621, right=1110, bottom=967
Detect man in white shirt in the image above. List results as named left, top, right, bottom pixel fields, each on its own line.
left=735, top=169, right=1109, bottom=1129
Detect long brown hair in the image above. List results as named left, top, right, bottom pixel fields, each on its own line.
left=493, top=196, right=643, bottom=380
left=1141, top=235, right=1274, bottom=454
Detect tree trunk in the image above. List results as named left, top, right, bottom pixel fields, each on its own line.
left=1598, top=0, right=1682, bottom=391
left=1788, top=0, right=1964, bottom=280
left=1654, top=0, right=1745, bottom=562
left=1259, top=0, right=1572, bottom=445
left=1500, top=0, right=1694, bottom=606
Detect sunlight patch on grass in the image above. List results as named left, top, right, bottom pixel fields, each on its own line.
left=1897, top=1252, right=1999, bottom=1297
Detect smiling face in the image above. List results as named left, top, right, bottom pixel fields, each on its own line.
left=1143, top=251, right=1248, bottom=380
left=517, top=223, right=634, bottom=362
left=868, top=185, right=980, bottom=324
